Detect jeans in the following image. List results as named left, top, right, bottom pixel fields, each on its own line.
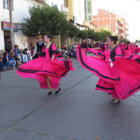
left=73, top=51, right=77, bottom=58
left=4, top=62, right=11, bottom=69
left=22, top=55, right=29, bottom=63
left=0, top=62, right=4, bottom=71
left=9, top=60, right=16, bottom=69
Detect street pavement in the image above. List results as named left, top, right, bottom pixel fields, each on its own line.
left=0, top=59, right=140, bottom=140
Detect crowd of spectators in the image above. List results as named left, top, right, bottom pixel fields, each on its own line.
left=0, top=39, right=114, bottom=72
left=0, top=44, right=32, bottom=72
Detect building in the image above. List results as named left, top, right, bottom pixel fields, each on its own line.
left=117, top=17, right=129, bottom=39
left=0, top=0, right=47, bottom=52
left=68, top=0, right=95, bottom=30
left=0, top=0, right=95, bottom=51
left=83, top=0, right=95, bottom=30
left=91, top=9, right=129, bottom=39
left=91, top=9, right=117, bottom=32
left=46, top=0, right=68, bottom=17
left=85, top=0, right=92, bottom=21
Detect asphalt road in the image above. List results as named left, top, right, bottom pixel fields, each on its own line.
left=0, top=59, right=140, bottom=140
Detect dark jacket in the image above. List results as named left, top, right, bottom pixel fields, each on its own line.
left=3, top=56, right=9, bottom=65
left=14, top=49, right=21, bottom=56
left=8, top=53, right=15, bottom=60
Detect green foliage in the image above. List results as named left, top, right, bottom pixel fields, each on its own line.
left=68, top=23, right=80, bottom=38
left=77, top=29, right=112, bottom=41
left=78, top=30, right=88, bottom=39
left=94, top=32, right=102, bottom=41
left=87, top=30, right=95, bottom=40
left=20, top=6, right=68, bottom=36
left=20, top=6, right=113, bottom=42
left=96, top=29, right=112, bottom=42
left=120, top=38, right=129, bottom=43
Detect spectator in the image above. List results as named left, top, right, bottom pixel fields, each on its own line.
left=62, top=44, right=67, bottom=50
left=63, top=50, right=67, bottom=59
left=22, top=48, right=29, bottom=63
left=8, top=51, right=17, bottom=69
left=88, top=43, right=93, bottom=48
left=3, top=52, right=11, bottom=70
left=27, top=49, right=32, bottom=61
left=29, top=43, right=34, bottom=50
left=73, top=42, right=78, bottom=58
left=29, top=43, right=35, bottom=57
left=5, top=39, right=12, bottom=53
left=14, top=45, right=21, bottom=60
left=13, top=51, right=21, bottom=68
left=0, top=56, right=4, bottom=71
left=68, top=45, right=73, bottom=58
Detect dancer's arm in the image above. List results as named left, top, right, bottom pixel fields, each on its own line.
left=51, top=44, right=57, bottom=61
left=33, top=46, right=37, bottom=56
left=52, top=55, right=55, bottom=61
left=52, top=44, right=62, bottom=58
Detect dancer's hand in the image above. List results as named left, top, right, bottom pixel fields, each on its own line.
left=52, top=55, right=55, bottom=61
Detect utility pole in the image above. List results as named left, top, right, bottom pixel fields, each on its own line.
left=9, top=0, right=14, bottom=50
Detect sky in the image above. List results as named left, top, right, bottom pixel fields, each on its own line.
left=93, top=0, right=140, bottom=41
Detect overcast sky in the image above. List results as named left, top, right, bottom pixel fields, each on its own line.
left=93, top=0, right=140, bottom=41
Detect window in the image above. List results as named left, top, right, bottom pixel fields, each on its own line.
left=64, top=0, right=68, bottom=8
left=3, top=0, right=13, bottom=10
left=36, top=0, right=45, bottom=3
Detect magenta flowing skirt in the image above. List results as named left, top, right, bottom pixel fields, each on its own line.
left=76, top=46, right=140, bottom=100
left=17, top=57, right=75, bottom=89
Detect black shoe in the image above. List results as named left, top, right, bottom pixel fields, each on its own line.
left=55, top=88, right=61, bottom=95
left=111, top=98, right=120, bottom=104
left=48, top=91, right=53, bottom=95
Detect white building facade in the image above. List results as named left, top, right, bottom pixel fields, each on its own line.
left=0, top=0, right=94, bottom=51
left=0, top=0, right=47, bottom=51
left=73, top=0, right=94, bottom=30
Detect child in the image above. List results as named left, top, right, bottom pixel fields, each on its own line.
left=14, top=45, right=21, bottom=60
left=22, top=48, right=29, bottom=63
left=8, top=51, right=17, bottom=69
left=0, top=56, right=4, bottom=71
left=3, top=52, right=11, bottom=70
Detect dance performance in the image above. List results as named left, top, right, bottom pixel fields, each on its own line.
left=17, top=35, right=75, bottom=95
left=77, top=36, right=140, bottom=104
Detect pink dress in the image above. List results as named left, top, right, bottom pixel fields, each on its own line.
left=17, top=44, right=75, bottom=89
left=76, top=44, right=140, bottom=100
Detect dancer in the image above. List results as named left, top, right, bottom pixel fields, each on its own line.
left=17, top=35, right=75, bottom=95
left=77, top=36, right=140, bottom=104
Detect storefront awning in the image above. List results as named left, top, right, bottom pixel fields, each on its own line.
left=1, top=21, right=18, bottom=32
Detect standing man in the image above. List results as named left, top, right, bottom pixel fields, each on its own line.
left=5, top=38, right=12, bottom=53
left=33, top=35, right=44, bottom=59
left=73, top=42, right=78, bottom=58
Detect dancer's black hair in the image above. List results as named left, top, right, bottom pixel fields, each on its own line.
left=108, top=36, right=118, bottom=44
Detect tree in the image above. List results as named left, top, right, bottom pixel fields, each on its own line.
left=97, top=29, right=112, bottom=42
left=78, top=30, right=88, bottom=39
left=87, top=30, right=95, bottom=40
left=20, top=6, right=69, bottom=37
left=120, top=38, right=129, bottom=43
left=68, top=23, right=80, bottom=38
left=94, top=32, right=102, bottom=41
left=20, top=6, right=113, bottom=43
